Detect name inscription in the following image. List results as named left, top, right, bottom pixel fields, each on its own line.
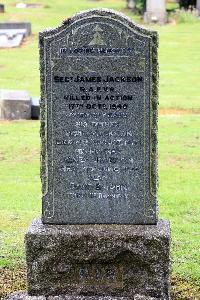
left=54, top=75, right=143, bottom=83
left=55, top=263, right=124, bottom=288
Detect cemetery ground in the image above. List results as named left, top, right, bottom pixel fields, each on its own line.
left=0, top=0, right=199, bottom=299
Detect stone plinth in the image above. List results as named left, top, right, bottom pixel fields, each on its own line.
left=0, top=89, right=31, bottom=120
left=25, top=219, right=170, bottom=299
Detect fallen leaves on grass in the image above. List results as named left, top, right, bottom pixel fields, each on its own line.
left=171, top=275, right=200, bottom=299
left=0, top=266, right=26, bottom=299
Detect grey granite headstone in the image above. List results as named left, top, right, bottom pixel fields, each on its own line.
left=40, top=9, right=159, bottom=225
left=144, top=0, right=167, bottom=24
left=0, top=89, right=31, bottom=120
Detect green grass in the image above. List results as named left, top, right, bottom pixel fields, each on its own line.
left=158, top=23, right=200, bottom=110
left=158, top=114, right=200, bottom=282
left=0, top=121, right=40, bottom=267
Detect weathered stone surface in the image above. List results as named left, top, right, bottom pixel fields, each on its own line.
left=6, top=292, right=160, bottom=300
left=25, top=218, right=170, bottom=299
left=40, top=9, right=159, bottom=225
left=144, top=0, right=167, bottom=24
left=0, top=89, right=31, bottom=120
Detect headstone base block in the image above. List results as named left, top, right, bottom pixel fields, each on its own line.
left=25, top=219, right=170, bottom=299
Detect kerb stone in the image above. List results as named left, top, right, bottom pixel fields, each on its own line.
left=25, top=219, right=170, bottom=299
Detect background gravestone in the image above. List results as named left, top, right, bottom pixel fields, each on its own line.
left=197, top=0, right=200, bottom=15
left=0, top=22, right=32, bottom=36
left=144, top=0, right=167, bottom=24
left=0, top=89, right=31, bottom=120
left=0, top=29, right=27, bottom=48
left=127, top=0, right=136, bottom=10
left=6, top=9, right=170, bottom=300
left=0, top=22, right=32, bottom=48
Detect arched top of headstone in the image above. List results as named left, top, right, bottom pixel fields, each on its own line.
left=39, top=9, right=158, bottom=48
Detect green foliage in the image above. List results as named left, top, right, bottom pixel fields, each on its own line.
left=135, top=0, right=146, bottom=14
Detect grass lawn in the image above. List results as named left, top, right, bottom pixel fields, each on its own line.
left=0, top=0, right=200, bottom=299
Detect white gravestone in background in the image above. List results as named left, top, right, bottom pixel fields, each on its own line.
left=0, top=29, right=27, bottom=48
left=127, top=0, right=135, bottom=10
left=144, top=0, right=167, bottom=24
